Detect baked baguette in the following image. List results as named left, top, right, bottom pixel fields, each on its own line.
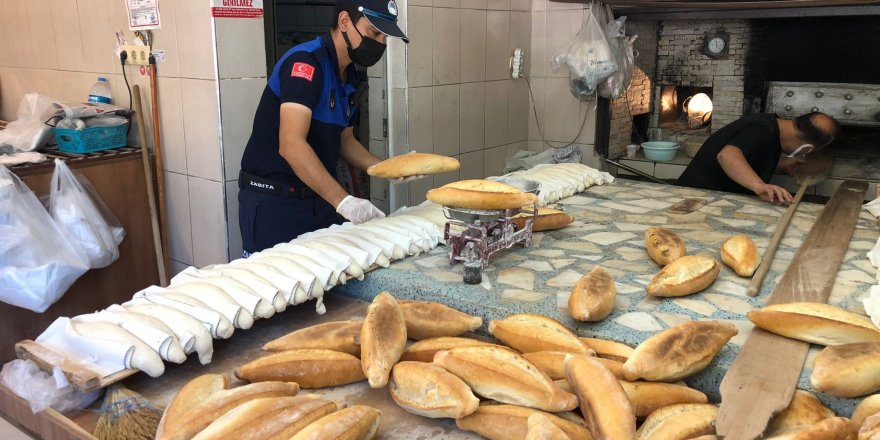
left=564, top=354, right=635, bottom=440
left=398, top=300, right=482, bottom=340
left=513, top=208, right=575, bottom=232
left=261, top=320, right=362, bottom=356
left=646, top=255, right=720, bottom=297
left=191, top=395, right=338, bottom=440
left=389, top=361, right=479, bottom=419
left=489, top=314, right=593, bottom=355
left=765, top=390, right=836, bottom=437
left=400, top=336, right=498, bottom=363
left=721, top=234, right=761, bottom=277
left=522, top=351, right=575, bottom=381
left=289, top=405, right=381, bottom=440
left=636, top=404, right=717, bottom=440
left=645, top=227, right=687, bottom=266
left=426, top=179, right=538, bottom=210
left=158, top=374, right=230, bottom=440
left=433, top=345, right=578, bottom=412
left=361, top=292, right=407, bottom=388
left=861, top=413, right=880, bottom=440
left=811, top=342, right=880, bottom=397
left=366, top=153, right=460, bottom=178
left=619, top=380, right=709, bottom=418
left=235, top=349, right=366, bottom=388
left=161, top=382, right=300, bottom=440
left=569, top=266, right=616, bottom=322
left=623, top=321, right=738, bottom=382
left=748, top=302, right=880, bottom=346
left=852, top=395, right=880, bottom=436
left=579, top=337, right=634, bottom=362
left=455, top=404, right=592, bottom=440
left=766, top=417, right=851, bottom=440
left=526, top=413, right=574, bottom=440
left=550, top=360, right=627, bottom=389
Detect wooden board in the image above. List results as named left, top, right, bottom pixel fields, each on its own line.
left=14, top=341, right=137, bottom=392
left=716, top=179, right=868, bottom=440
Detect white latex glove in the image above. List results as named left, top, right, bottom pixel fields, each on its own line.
left=335, top=195, right=386, bottom=224
left=389, top=174, right=427, bottom=184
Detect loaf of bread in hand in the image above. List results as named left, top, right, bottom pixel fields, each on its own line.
left=765, top=390, right=836, bottom=437
left=619, top=380, right=709, bottom=418
left=261, top=320, right=362, bottom=356
left=646, top=254, right=720, bottom=297
left=389, top=361, right=479, bottom=419
left=157, top=374, right=230, bottom=440
left=569, top=266, right=616, bottom=322
left=234, top=349, right=366, bottom=388
left=748, top=302, right=880, bottom=346
left=721, top=234, right=761, bottom=277
left=564, top=354, right=635, bottom=440
left=361, top=292, right=407, bottom=388
left=400, top=336, right=498, bottom=363
left=512, top=208, right=575, bottom=232
left=367, top=153, right=460, bottom=178
left=289, top=405, right=381, bottom=440
left=489, top=314, right=593, bottom=355
left=455, top=404, right=590, bottom=440
left=623, top=320, right=738, bottom=382
left=636, top=403, right=718, bottom=440
left=579, top=337, right=634, bottom=362
left=526, top=413, right=574, bottom=440
left=811, top=342, right=880, bottom=397
left=645, top=226, right=687, bottom=266
left=433, top=345, right=578, bottom=412
left=426, top=179, right=538, bottom=210
left=191, top=395, right=338, bottom=440
left=398, top=300, right=482, bottom=340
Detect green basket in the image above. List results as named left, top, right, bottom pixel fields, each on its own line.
left=54, top=122, right=128, bottom=154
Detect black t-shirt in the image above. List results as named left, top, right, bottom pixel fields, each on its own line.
left=677, top=114, right=782, bottom=194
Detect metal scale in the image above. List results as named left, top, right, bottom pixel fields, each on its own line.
left=442, top=178, right=541, bottom=284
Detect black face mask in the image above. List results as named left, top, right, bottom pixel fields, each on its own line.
left=342, top=22, right=386, bottom=67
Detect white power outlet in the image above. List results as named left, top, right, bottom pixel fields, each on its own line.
left=121, top=45, right=151, bottom=65
left=510, top=48, right=525, bottom=79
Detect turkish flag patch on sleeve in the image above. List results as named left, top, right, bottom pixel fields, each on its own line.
left=291, top=62, right=315, bottom=81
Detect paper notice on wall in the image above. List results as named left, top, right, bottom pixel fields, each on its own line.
left=126, top=0, right=161, bottom=30
left=211, top=0, right=264, bottom=18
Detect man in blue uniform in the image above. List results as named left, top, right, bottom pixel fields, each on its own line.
left=238, top=0, right=411, bottom=256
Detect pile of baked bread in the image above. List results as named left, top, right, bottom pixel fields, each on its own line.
left=151, top=290, right=880, bottom=440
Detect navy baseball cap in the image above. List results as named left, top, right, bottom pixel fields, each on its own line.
left=340, top=0, right=409, bottom=43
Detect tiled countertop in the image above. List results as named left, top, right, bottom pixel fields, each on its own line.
left=335, top=179, right=880, bottom=416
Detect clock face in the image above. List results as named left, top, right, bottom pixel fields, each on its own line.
left=708, top=37, right=726, bottom=54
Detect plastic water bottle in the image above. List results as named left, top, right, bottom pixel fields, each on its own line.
left=87, top=77, right=113, bottom=104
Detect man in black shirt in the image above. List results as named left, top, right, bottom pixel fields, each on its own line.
left=677, top=112, right=840, bottom=205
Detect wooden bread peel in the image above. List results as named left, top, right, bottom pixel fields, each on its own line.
left=716, top=177, right=867, bottom=440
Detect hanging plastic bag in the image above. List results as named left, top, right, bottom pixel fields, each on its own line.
left=552, top=3, right=618, bottom=98
left=0, top=93, right=59, bottom=152
left=0, top=165, right=89, bottom=313
left=49, top=159, right=125, bottom=269
left=0, top=359, right=102, bottom=413
left=599, top=14, right=637, bottom=100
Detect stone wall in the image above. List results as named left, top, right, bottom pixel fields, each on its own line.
left=608, top=21, right=658, bottom=159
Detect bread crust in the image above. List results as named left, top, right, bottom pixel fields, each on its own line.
left=636, top=403, right=717, bottom=440
left=289, top=405, right=381, bottom=440
left=235, top=349, right=366, bottom=388
left=489, top=314, right=593, bottom=355
left=646, top=255, right=720, bottom=297
left=433, top=345, right=578, bottom=412
left=748, top=303, right=880, bottom=346
left=159, top=374, right=230, bottom=439
left=400, top=336, right=497, bottom=363
left=191, top=395, right=338, bottom=440
left=513, top=208, right=575, bottom=232
left=645, top=227, right=687, bottom=266
left=619, top=380, right=709, bottom=418
left=623, top=321, right=738, bottom=382
left=398, top=300, right=482, bottom=340
left=455, top=404, right=591, bottom=440
left=361, top=292, right=407, bottom=389
left=579, top=338, right=634, bottom=362
left=526, top=413, right=574, bottom=440
left=766, top=390, right=836, bottom=437
left=262, top=320, right=362, bottom=356
left=569, top=266, right=616, bottom=322
left=852, top=394, right=880, bottom=436
left=766, top=417, right=851, bottom=440
left=389, top=361, right=479, bottom=419
left=811, top=342, right=880, bottom=397
left=366, top=153, right=460, bottom=178
left=426, top=179, right=538, bottom=209
left=721, top=234, right=761, bottom=277
left=564, top=354, right=636, bottom=440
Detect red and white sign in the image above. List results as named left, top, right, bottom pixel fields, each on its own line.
left=211, top=0, right=263, bottom=18
left=291, top=63, right=315, bottom=81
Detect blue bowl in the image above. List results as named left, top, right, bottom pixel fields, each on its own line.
left=641, top=141, right=679, bottom=161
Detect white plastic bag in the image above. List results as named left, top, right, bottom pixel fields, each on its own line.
left=553, top=4, right=618, bottom=99
left=0, top=93, right=59, bottom=152
left=599, top=16, right=638, bottom=99
left=49, top=159, right=125, bottom=269
left=0, top=359, right=102, bottom=413
left=0, top=165, right=89, bottom=312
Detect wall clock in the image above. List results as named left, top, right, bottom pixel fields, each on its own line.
left=703, top=32, right=730, bottom=59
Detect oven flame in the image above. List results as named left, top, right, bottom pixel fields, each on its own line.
left=685, top=93, right=713, bottom=128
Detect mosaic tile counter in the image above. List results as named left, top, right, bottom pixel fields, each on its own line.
left=336, top=178, right=880, bottom=416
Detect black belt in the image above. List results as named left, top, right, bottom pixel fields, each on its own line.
left=239, top=171, right=318, bottom=199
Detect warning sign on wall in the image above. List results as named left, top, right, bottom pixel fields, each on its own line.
left=211, top=0, right=263, bottom=18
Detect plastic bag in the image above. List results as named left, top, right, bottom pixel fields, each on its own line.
left=502, top=145, right=583, bottom=174
left=49, top=159, right=125, bottom=269
left=0, top=165, right=89, bottom=312
left=599, top=16, right=638, bottom=99
left=0, top=359, right=102, bottom=413
left=553, top=4, right=618, bottom=99
left=0, top=93, right=59, bottom=152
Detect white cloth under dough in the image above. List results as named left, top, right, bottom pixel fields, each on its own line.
left=36, top=317, right=134, bottom=378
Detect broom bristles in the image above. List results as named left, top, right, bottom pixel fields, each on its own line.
left=94, top=384, right=162, bottom=440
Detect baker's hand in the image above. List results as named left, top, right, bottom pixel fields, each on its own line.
left=777, top=156, right=806, bottom=175
left=389, top=175, right=427, bottom=184
left=754, top=183, right=793, bottom=206
left=335, top=195, right=386, bottom=224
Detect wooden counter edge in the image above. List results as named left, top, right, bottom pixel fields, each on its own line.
left=0, top=383, right=96, bottom=440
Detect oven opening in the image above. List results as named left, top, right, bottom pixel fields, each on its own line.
left=659, top=85, right=714, bottom=132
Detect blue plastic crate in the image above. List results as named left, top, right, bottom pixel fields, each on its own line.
left=54, top=122, right=128, bottom=154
